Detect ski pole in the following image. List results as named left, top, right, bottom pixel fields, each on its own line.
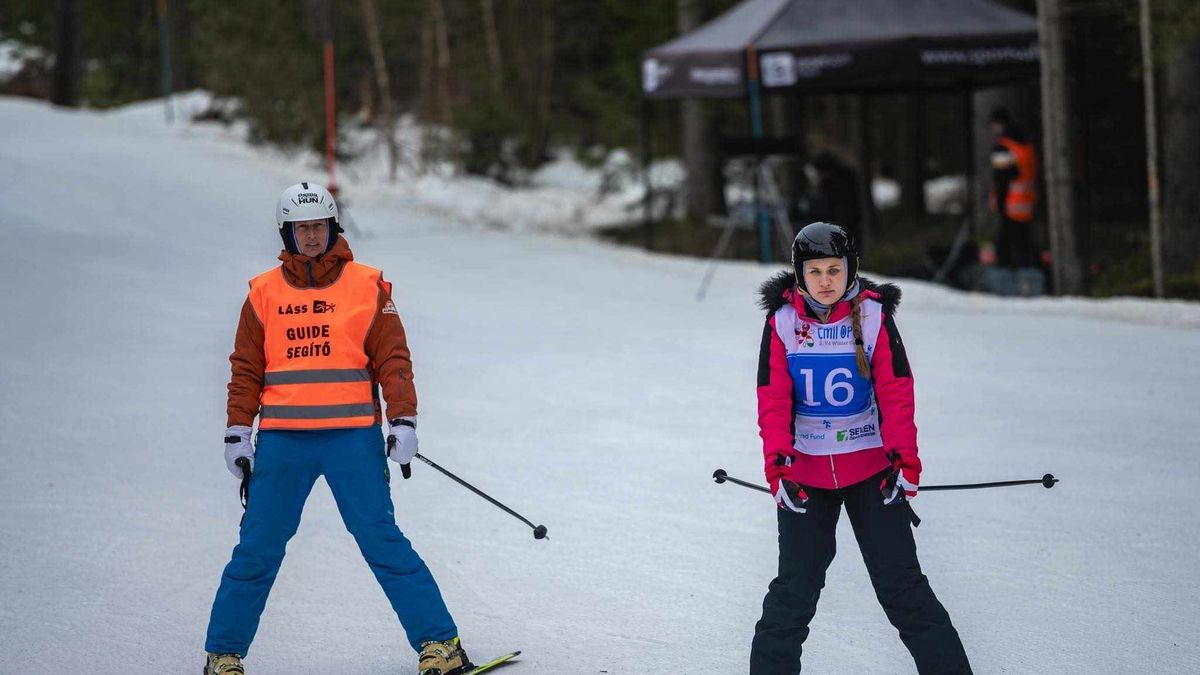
left=712, top=469, right=1058, bottom=494
left=415, top=453, right=549, bottom=540
left=920, top=475, right=1058, bottom=491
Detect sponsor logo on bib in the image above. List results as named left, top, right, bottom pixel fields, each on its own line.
left=796, top=322, right=815, bottom=348
left=836, top=423, right=877, bottom=442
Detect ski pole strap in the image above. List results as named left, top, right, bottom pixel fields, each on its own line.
left=905, top=502, right=921, bottom=527
left=235, top=457, right=251, bottom=511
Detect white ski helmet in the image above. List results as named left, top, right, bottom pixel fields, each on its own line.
left=275, top=182, right=342, bottom=254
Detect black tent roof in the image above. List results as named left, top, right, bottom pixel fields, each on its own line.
left=643, top=0, right=1039, bottom=99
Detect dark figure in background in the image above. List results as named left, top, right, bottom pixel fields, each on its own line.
left=809, top=151, right=863, bottom=252
left=988, top=108, right=1039, bottom=268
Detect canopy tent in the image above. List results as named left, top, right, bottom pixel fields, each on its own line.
left=639, top=0, right=1040, bottom=261
left=643, top=0, right=1038, bottom=98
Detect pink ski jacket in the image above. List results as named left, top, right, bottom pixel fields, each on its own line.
left=757, top=273, right=920, bottom=491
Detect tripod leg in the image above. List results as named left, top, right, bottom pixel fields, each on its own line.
left=697, top=219, right=739, bottom=301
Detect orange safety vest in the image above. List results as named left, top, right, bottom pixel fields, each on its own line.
left=995, top=136, right=1037, bottom=222
left=247, top=261, right=384, bottom=430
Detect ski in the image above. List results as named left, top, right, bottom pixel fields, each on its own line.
left=464, top=650, right=521, bottom=674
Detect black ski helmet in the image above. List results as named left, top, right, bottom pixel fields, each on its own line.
left=791, top=222, right=859, bottom=292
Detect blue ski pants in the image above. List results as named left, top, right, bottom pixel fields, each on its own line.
left=205, top=427, right=457, bottom=656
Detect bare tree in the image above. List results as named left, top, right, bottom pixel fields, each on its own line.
left=419, top=5, right=433, bottom=123
left=678, top=0, right=715, bottom=222
left=1037, top=0, right=1087, bottom=294
left=361, top=0, right=400, bottom=180
left=531, top=0, right=555, bottom=167
left=481, top=0, right=504, bottom=95
left=1140, top=0, right=1165, bottom=297
left=507, top=0, right=555, bottom=168
left=430, top=0, right=453, bottom=128
left=1163, top=33, right=1200, bottom=279
left=50, top=0, right=82, bottom=107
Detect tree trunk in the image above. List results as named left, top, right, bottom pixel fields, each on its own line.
left=1163, top=40, right=1200, bottom=277
left=1037, top=0, right=1086, bottom=294
left=531, top=0, right=554, bottom=167
left=429, top=0, right=453, bottom=127
left=480, top=0, right=503, bottom=95
left=678, top=0, right=714, bottom=222
left=50, top=0, right=82, bottom=107
left=1139, top=0, right=1165, bottom=297
left=418, top=7, right=433, bottom=124
left=170, top=0, right=196, bottom=91
left=361, top=0, right=400, bottom=180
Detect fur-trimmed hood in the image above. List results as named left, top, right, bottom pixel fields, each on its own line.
left=757, top=271, right=901, bottom=317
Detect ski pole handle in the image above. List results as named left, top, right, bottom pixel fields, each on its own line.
left=712, top=469, right=770, bottom=494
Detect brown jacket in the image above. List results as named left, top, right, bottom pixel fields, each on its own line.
left=226, top=237, right=418, bottom=427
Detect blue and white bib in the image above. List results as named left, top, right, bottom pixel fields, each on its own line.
left=773, top=300, right=884, bottom=455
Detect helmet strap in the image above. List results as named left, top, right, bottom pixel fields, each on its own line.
left=280, top=224, right=299, bottom=254
left=280, top=221, right=339, bottom=257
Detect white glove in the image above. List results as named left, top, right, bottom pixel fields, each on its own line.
left=773, top=479, right=809, bottom=514
left=224, top=425, right=254, bottom=479
left=386, top=417, right=418, bottom=478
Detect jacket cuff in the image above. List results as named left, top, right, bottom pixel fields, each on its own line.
left=389, top=415, right=417, bottom=429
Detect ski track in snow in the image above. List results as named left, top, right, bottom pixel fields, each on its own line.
left=1, top=95, right=1198, bottom=674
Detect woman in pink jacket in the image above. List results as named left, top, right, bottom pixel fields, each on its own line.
left=750, top=222, right=971, bottom=674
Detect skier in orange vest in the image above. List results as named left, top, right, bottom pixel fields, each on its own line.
left=987, top=107, right=1039, bottom=269
left=203, top=183, right=471, bottom=675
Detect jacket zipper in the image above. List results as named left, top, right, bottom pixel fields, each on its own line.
left=306, top=260, right=316, bottom=287
left=829, top=454, right=839, bottom=488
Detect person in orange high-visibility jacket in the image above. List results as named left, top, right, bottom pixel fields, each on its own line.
left=202, top=183, right=473, bottom=675
left=988, top=107, right=1039, bottom=269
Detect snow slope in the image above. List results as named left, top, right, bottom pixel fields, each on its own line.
left=1, top=95, right=1199, bottom=674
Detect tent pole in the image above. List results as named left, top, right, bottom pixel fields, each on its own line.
left=641, top=99, right=654, bottom=251
left=747, top=45, right=771, bottom=262
left=962, top=90, right=976, bottom=239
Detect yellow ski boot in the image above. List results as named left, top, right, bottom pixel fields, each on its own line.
left=203, top=652, right=244, bottom=674
left=418, top=637, right=472, bottom=675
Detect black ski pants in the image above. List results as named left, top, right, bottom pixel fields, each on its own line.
left=749, top=470, right=972, bottom=674
left=996, top=215, right=1037, bottom=268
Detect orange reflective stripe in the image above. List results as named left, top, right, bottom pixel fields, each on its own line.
left=248, top=261, right=383, bottom=430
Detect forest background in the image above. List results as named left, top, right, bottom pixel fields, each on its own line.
left=2, top=0, right=1198, bottom=298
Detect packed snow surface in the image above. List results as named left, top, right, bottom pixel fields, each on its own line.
left=2, top=94, right=1198, bottom=674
